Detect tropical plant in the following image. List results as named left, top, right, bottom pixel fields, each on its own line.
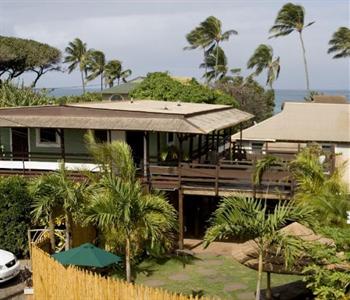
left=253, top=155, right=282, bottom=186
left=247, top=44, right=281, bottom=89
left=328, top=27, right=350, bottom=59
left=198, top=16, right=238, bottom=80
left=200, top=46, right=228, bottom=82
left=84, top=133, right=177, bottom=283
left=30, top=173, right=62, bottom=252
left=204, top=196, right=313, bottom=300
left=216, top=75, right=275, bottom=122
left=64, top=38, right=90, bottom=93
left=130, top=72, right=237, bottom=106
left=0, top=176, right=32, bottom=257
left=0, top=35, right=61, bottom=86
left=30, top=166, right=86, bottom=251
left=86, top=50, right=106, bottom=91
left=184, top=23, right=213, bottom=84
left=290, top=145, right=350, bottom=227
left=104, top=60, right=122, bottom=88
left=269, top=3, right=314, bottom=90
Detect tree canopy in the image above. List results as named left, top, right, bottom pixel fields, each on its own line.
left=129, top=72, right=237, bottom=106
left=0, top=36, right=61, bottom=86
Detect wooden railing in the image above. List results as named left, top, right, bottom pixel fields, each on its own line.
left=150, top=160, right=294, bottom=198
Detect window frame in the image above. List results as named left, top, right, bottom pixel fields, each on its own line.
left=35, top=128, right=60, bottom=148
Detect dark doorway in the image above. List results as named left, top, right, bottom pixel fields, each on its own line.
left=11, top=128, right=29, bottom=159
left=183, top=196, right=220, bottom=239
left=126, top=131, right=144, bottom=167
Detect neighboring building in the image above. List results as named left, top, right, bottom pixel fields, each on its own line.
left=232, top=100, right=350, bottom=188
left=101, top=76, right=145, bottom=100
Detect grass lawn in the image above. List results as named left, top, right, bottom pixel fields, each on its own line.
left=132, top=253, right=300, bottom=300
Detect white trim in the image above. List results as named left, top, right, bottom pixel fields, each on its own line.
left=35, top=128, right=60, bottom=148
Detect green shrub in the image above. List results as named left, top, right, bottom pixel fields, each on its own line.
left=0, top=176, right=32, bottom=257
left=130, top=72, right=237, bottom=106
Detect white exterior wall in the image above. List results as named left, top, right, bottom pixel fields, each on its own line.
left=110, top=130, right=126, bottom=142
left=335, top=144, right=350, bottom=190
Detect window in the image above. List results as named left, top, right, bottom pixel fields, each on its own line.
left=94, top=130, right=108, bottom=143
left=36, top=128, right=59, bottom=147
left=251, top=142, right=264, bottom=151
left=167, top=132, right=174, bottom=144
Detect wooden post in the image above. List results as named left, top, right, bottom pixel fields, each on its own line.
left=59, top=129, right=65, bottom=162
left=198, top=134, right=202, bottom=162
left=143, top=132, right=150, bottom=188
left=189, top=135, right=193, bottom=162
left=157, top=132, right=161, bottom=163
left=177, top=134, right=183, bottom=162
left=239, top=124, right=243, bottom=149
left=266, top=272, right=272, bottom=300
left=205, top=135, right=209, bottom=160
left=178, top=189, right=184, bottom=250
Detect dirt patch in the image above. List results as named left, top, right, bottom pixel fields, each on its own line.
left=143, top=279, right=166, bottom=287
left=223, top=282, right=248, bottom=292
left=236, top=291, right=255, bottom=300
left=168, top=273, right=191, bottom=281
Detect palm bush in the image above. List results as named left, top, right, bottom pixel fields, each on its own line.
left=84, top=132, right=177, bottom=283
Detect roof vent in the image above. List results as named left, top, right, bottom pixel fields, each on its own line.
left=177, top=101, right=181, bottom=106
left=130, top=98, right=134, bottom=103
left=164, top=105, right=168, bottom=110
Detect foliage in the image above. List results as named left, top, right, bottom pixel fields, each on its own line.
left=84, top=133, right=177, bottom=282
left=253, top=155, right=282, bottom=185
left=200, top=46, right=228, bottom=82
left=216, top=76, right=275, bottom=122
left=0, top=176, right=32, bottom=257
left=130, top=72, right=237, bottom=106
left=290, top=145, right=350, bottom=227
left=0, top=36, right=61, bottom=86
left=0, top=82, right=102, bottom=107
left=269, top=3, right=314, bottom=90
left=104, top=60, right=132, bottom=87
left=86, top=50, right=106, bottom=91
left=317, top=226, right=350, bottom=251
left=204, top=196, right=314, bottom=300
left=304, top=90, right=323, bottom=102
left=303, top=265, right=350, bottom=300
left=64, top=38, right=90, bottom=93
left=328, top=27, right=350, bottom=59
left=247, top=44, right=280, bottom=88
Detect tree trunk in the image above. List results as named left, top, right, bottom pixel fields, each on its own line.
left=117, top=78, right=120, bottom=85
left=125, top=237, right=131, bottom=283
left=214, top=42, right=220, bottom=81
left=100, top=73, right=103, bottom=91
left=266, top=272, right=272, bottom=300
left=298, top=32, right=310, bottom=91
left=31, top=71, right=42, bottom=88
left=81, top=70, right=86, bottom=94
left=255, top=251, right=263, bottom=300
left=65, top=212, right=72, bottom=250
left=48, top=213, right=55, bottom=253
left=203, top=47, right=208, bottom=85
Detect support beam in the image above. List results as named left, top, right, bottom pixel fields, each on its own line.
left=189, top=134, right=193, bottom=162
left=157, top=132, right=161, bottom=163
left=58, top=129, right=65, bottom=162
left=178, top=189, right=184, bottom=250
left=198, top=135, right=202, bottom=163
left=143, top=132, right=150, bottom=187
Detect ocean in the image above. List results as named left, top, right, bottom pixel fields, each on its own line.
left=48, top=88, right=350, bottom=114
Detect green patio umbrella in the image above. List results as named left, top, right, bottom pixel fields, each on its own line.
left=52, top=243, right=121, bottom=268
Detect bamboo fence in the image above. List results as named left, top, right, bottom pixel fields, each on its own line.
left=31, top=245, right=212, bottom=300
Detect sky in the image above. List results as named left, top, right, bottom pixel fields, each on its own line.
left=0, top=0, right=349, bottom=90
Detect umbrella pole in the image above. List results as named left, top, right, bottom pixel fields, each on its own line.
left=266, top=272, right=272, bottom=300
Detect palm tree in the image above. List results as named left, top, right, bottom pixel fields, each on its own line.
left=247, top=44, right=281, bottom=89
left=184, top=25, right=213, bottom=84
left=30, top=174, right=63, bottom=253
left=204, top=196, right=313, bottom=300
left=328, top=27, right=350, bottom=59
left=84, top=133, right=177, bottom=283
left=290, top=145, right=349, bottom=227
left=200, top=46, right=228, bottom=82
left=64, top=38, right=89, bottom=93
left=269, top=3, right=314, bottom=91
left=199, top=16, right=238, bottom=80
left=86, top=50, right=106, bottom=91
left=104, top=60, right=122, bottom=88
left=31, top=166, right=86, bottom=251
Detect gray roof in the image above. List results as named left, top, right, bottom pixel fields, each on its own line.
left=101, top=77, right=144, bottom=95
left=0, top=100, right=253, bottom=134
left=232, top=102, right=350, bottom=143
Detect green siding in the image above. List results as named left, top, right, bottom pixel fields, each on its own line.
left=0, top=128, right=11, bottom=152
